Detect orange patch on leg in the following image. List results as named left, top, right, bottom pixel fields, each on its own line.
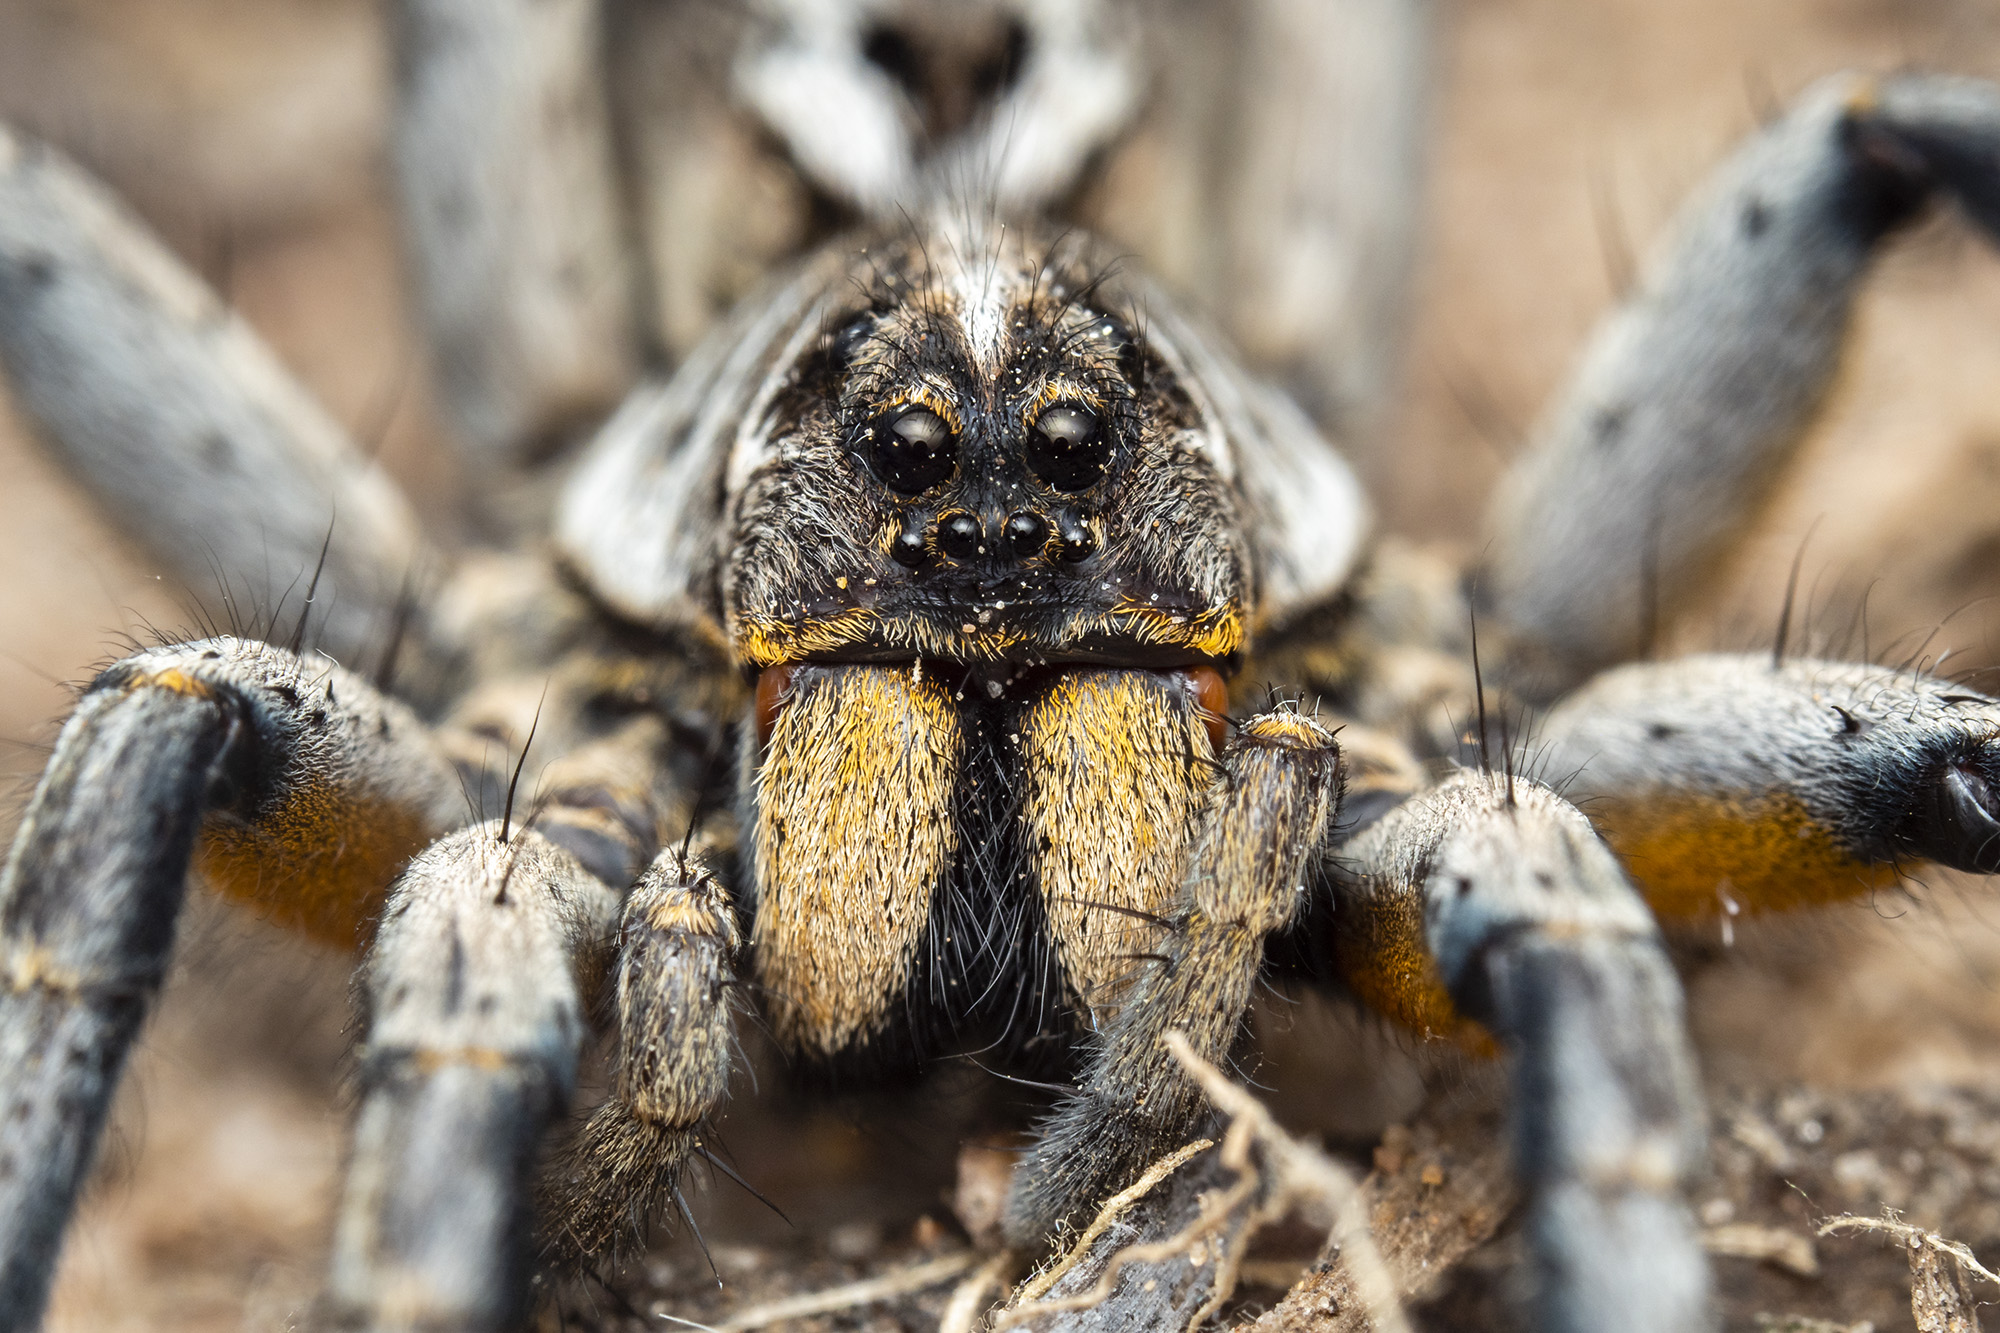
left=195, top=782, right=437, bottom=950
left=1589, top=791, right=1901, bottom=922
left=1334, top=890, right=1493, bottom=1052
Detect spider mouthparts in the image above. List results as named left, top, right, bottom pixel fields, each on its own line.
left=754, top=662, right=798, bottom=748
left=1179, top=664, right=1230, bottom=753
left=1920, top=763, right=2000, bottom=873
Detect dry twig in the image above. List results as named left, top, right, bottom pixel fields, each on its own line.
left=1004, top=1138, right=1217, bottom=1313
left=700, top=1251, right=979, bottom=1331
left=993, top=1031, right=1414, bottom=1333
left=940, top=1252, right=1022, bottom=1333
left=1820, top=1212, right=2000, bottom=1333
left=1704, top=1221, right=1821, bottom=1278
left=1251, top=1110, right=1514, bottom=1330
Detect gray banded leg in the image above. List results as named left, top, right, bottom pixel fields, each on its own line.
left=0, top=125, right=431, bottom=666
left=542, top=844, right=739, bottom=1266
left=1212, top=0, right=1432, bottom=438
left=512, top=713, right=680, bottom=892
left=1538, top=653, right=2000, bottom=926
left=1004, top=708, right=1341, bottom=1245
left=327, top=825, right=620, bottom=1331
left=1339, top=773, right=1709, bottom=1333
left=1485, top=72, right=2000, bottom=690
left=393, top=0, right=637, bottom=465
left=0, top=638, right=462, bottom=1332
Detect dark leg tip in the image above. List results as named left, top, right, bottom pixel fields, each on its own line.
left=1917, top=762, right=2000, bottom=873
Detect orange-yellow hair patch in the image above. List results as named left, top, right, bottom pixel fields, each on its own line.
left=1588, top=790, right=1901, bottom=923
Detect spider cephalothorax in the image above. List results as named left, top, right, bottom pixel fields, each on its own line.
left=563, top=216, right=1365, bottom=681
left=8, top=7, right=2000, bottom=1333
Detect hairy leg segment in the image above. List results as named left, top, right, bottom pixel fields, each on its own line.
left=1485, top=74, right=2000, bottom=689
left=1542, top=655, right=2000, bottom=928
left=1333, top=775, right=1707, bottom=1333
left=1005, top=704, right=1343, bottom=1244
left=0, top=640, right=464, bottom=1329
left=327, top=825, right=622, bottom=1330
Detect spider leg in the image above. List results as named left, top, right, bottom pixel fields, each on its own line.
left=1538, top=653, right=2000, bottom=926
left=1333, top=772, right=1709, bottom=1333
left=540, top=842, right=739, bottom=1266
left=393, top=0, right=637, bottom=466
left=326, top=823, right=620, bottom=1330
left=1004, top=706, right=1342, bottom=1244
left=610, top=3, right=808, bottom=363
left=1207, top=0, right=1432, bottom=438
left=1483, top=72, right=2000, bottom=689
left=0, top=638, right=464, bottom=1331
left=0, top=126, right=431, bottom=664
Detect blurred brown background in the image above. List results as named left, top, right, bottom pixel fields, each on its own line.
left=7, top=1, right=2000, bottom=1328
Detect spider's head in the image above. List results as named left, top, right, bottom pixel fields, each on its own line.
left=556, top=212, right=1367, bottom=714
left=718, top=219, right=1256, bottom=691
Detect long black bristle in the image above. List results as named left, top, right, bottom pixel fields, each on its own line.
left=1772, top=521, right=1819, bottom=668
left=374, top=566, right=421, bottom=691
left=578, top=1262, right=647, bottom=1324
left=670, top=1183, right=721, bottom=1289
left=693, top=1142, right=792, bottom=1228
left=1052, top=896, right=1171, bottom=928
left=498, top=682, right=549, bottom=845
left=288, top=518, right=336, bottom=656
left=957, top=1053, right=1076, bottom=1096
left=1470, top=603, right=1492, bottom=776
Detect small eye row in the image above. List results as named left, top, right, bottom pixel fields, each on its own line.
left=861, top=401, right=1111, bottom=495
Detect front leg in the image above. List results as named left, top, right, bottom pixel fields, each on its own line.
left=0, top=639, right=466, bottom=1331
left=1005, top=705, right=1341, bottom=1244
left=1334, top=773, right=1710, bottom=1333
left=327, top=825, right=620, bottom=1330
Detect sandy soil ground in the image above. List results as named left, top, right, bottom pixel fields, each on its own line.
left=7, top=1, right=2000, bottom=1329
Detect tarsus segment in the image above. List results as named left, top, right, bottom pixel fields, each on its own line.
left=541, top=844, right=740, bottom=1265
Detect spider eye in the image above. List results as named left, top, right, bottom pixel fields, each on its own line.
left=1026, top=403, right=1109, bottom=492
left=866, top=405, right=957, bottom=493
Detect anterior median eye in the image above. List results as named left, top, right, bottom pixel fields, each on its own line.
left=866, top=405, right=958, bottom=493
left=1026, top=403, right=1109, bottom=492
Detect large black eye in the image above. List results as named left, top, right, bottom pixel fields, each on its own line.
left=1026, top=403, right=1110, bottom=492
left=867, top=405, right=957, bottom=493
